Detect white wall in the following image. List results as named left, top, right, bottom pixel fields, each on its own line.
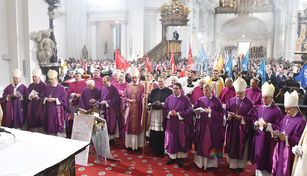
left=0, top=0, right=10, bottom=89
left=126, top=0, right=144, bottom=60
left=27, top=0, right=49, bottom=83
left=66, top=0, right=88, bottom=59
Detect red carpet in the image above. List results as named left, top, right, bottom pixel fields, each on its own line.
left=76, top=139, right=255, bottom=176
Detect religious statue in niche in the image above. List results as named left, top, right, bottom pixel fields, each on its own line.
left=82, top=45, right=88, bottom=60
left=30, top=29, right=55, bottom=65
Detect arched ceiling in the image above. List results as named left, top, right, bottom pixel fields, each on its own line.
left=220, top=16, right=269, bottom=40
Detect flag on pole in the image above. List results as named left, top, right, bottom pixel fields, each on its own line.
left=168, top=51, right=175, bottom=73
left=215, top=53, right=224, bottom=71
left=115, top=49, right=130, bottom=70
left=198, top=46, right=207, bottom=73
left=242, top=52, right=249, bottom=71
left=257, top=57, right=266, bottom=84
left=225, top=54, right=233, bottom=79
left=187, top=43, right=193, bottom=71
left=145, top=55, right=152, bottom=72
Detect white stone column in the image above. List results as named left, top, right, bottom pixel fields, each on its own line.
left=273, top=7, right=283, bottom=58
left=89, top=22, right=97, bottom=60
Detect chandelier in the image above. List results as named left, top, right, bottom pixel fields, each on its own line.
left=218, top=0, right=272, bottom=16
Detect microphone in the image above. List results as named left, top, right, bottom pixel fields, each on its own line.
left=0, top=127, right=16, bottom=138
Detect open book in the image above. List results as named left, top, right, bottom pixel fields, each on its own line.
left=148, top=100, right=160, bottom=107
left=194, top=107, right=206, bottom=112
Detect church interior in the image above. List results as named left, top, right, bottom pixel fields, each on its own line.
left=1, top=0, right=307, bottom=176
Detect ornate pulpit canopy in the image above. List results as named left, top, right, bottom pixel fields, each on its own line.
left=160, top=0, right=190, bottom=26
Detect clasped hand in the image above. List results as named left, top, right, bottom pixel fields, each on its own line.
left=170, top=110, right=177, bottom=116
left=46, top=98, right=56, bottom=102
left=229, top=113, right=242, bottom=120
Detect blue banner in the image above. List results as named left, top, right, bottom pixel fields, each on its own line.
left=225, top=54, right=233, bottom=79
left=257, top=58, right=266, bottom=84
left=295, top=64, right=307, bottom=87
left=198, top=46, right=207, bottom=73
left=241, top=52, right=249, bottom=71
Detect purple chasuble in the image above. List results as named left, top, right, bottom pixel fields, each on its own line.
left=100, top=84, right=125, bottom=138
left=219, top=86, right=236, bottom=105
left=252, top=103, right=283, bottom=173
left=190, top=86, right=204, bottom=105
left=194, top=95, right=224, bottom=158
left=114, top=82, right=128, bottom=96
left=42, top=84, right=70, bottom=133
left=163, top=94, right=193, bottom=154
left=91, top=77, right=103, bottom=88
left=67, top=80, right=87, bottom=106
left=2, top=83, right=27, bottom=128
left=26, top=81, right=47, bottom=128
left=272, top=113, right=306, bottom=176
left=225, top=96, right=255, bottom=160
left=246, top=88, right=262, bottom=109
left=124, top=83, right=144, bottom=135
left=78, top=87, right=101, bottom=110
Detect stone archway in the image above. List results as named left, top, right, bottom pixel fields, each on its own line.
left=219, top=16, right=270, bottom=55
left=220, top=16, right=269, bottom=41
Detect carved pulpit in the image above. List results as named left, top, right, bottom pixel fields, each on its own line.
left=144, top=0, right=190, bottom=63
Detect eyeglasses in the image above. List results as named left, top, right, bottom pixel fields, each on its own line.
left=173, top=88, right=180, bottom=90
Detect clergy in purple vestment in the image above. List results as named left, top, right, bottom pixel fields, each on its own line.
left=194, top=84, right=224, bottom=170
left=78, top=80, right=101, bottom=110
left=114, top=74, right=128, bottom=117
left=246, top=78, right=262, bottom=109
left=110, top=71, right=119, bottom=84
left=2, top=69, right=27, bottom=129
left=26, top=68, right=47, bottom=132
left=91, top=69, right=103, bottom=88
left=271, top=91, right=306, bottom=176
left=100, top=76, right=124, bottom=140
left=225, top=77, right=255, bottom=171
left=190, top=79, right=205, bottom=105
left=66, top=72, right=87, bottom=137
left=252, top=82, right=283, bottom=176
left=114, top=74, right=128, bottom=96
left=219, top=78, right=236, bottom=105
left=124, top=67, right=145, bottom=151
left=42, top=70, right=70, bottom=135
left=163, top=82, right=193, bottom=168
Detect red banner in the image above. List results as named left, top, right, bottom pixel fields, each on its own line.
left=115, top=49, right=130, bottom=70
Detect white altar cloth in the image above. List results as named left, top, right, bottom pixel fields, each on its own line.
left=0, top=127, right=88, bottom=176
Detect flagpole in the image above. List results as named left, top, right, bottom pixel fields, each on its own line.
left=201, top=63, right=203, bottom=75
left=143, top=81, right=148, bottom=157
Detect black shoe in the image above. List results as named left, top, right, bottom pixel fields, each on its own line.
left=166, top=159, right=176, bottom=165
left=156, top=153, right=165, bottom=158
left=178, top=161, right=183, bottom=167
left=236, top=168, right=244, bottom=173
left=109, top=139, right=115, bottom=146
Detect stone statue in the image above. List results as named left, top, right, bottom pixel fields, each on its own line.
left=30, top=29, right=55, bottom=65
left=82, top=45, right=88, bottom=60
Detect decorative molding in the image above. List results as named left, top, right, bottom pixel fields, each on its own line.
left=88, top=9, right=128, bottom=22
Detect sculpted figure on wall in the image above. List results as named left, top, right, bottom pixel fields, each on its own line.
left=82, top=45, right=88, bottom=60
left=31, top=29, right=55, bottom=65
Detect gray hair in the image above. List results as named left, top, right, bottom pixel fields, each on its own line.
left=86, top=80, right=95, bottom=86
left=203, top=83, right=212, bottom=90
left=225, top=78, right=233, bottom=83
left=250, top=77, right=259, bottom=83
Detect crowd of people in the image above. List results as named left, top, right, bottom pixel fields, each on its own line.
left=1, top=56, right=307, bottom=176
